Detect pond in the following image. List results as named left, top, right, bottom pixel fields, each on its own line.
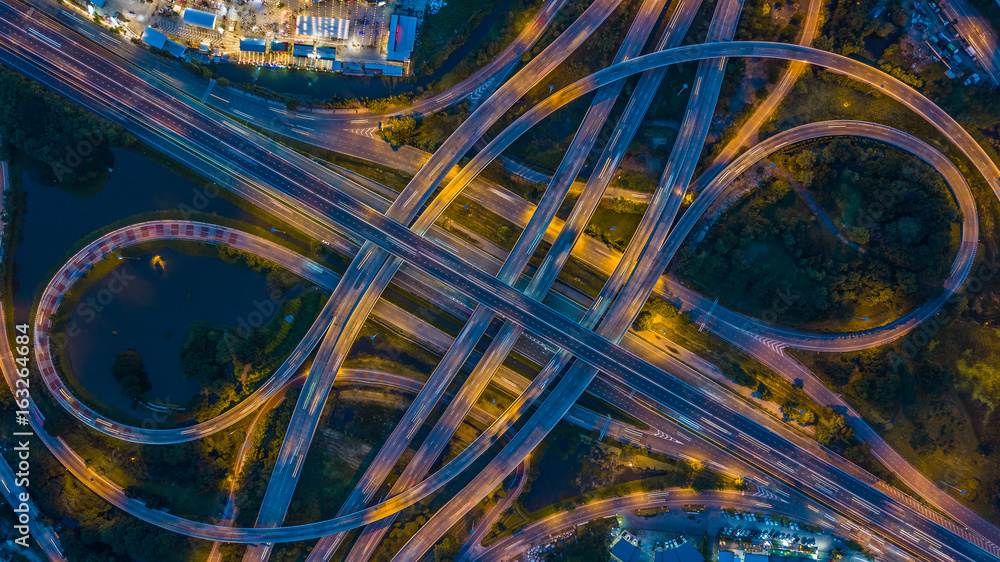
left=10, top=147, right=271, bottom=316
left=61, top=246, right=275, bottom=413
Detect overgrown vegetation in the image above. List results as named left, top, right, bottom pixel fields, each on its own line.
left=233, top=387, right=298, bottom=526
left=110, top=350, right=151, bottom=399
left=677, top=139, right=959, bottom=328
left=0, top=66, right=135, bottom=188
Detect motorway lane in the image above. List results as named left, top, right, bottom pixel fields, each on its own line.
left=514, top=0, right=706, bottom=312
left=25, top=0, right=570, bottom=123
left=473, top=490, right=860, bottom=562
left=30, top=222, right=340, bottom=445
left=244, top=2, right=632, bottom=556
left=27, top=221, right=479, bottom=446
left=586, top=118, right=993, bottom=554
left=388, top=0, right=626, bottom=225
left=379, top=1, right=739, bottom=556
left=938, top=0, right=1000, bottom=85
left=386, top=5, right=748, bottom=551
left=650, top=120, right=978, bottom=350
left=695, top=0, right=822, bottom=177
left=0, top=456, right=64, bottom=561
left=387, top=113, right=983, bottom=562
left=205, top=0, right=572, bottom=123
left=10, top=0, right=973, bottom=358
left=206, top=374, right=299, bottom=562
left=326, top=0, right=685, bottom=558
left=5, top=5, right=1000, bottom=552
left=0, top=37, right=992, bottom=560
left=396, top=38, right=1000, bottom=353
left=593, top=0, right=744, bottom=337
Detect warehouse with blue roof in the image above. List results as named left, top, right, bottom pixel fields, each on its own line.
left=239, top=37, right=267, bottom=53
left=183, top=8, right=217, bottom=30
left=141, top=27, right=187, bottom=57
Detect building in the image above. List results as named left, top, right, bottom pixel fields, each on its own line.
left=183, top=8, right=218, bottom=30
left=365, top=63, right=403, bottom=76
left=386, top=14, right=417, bottom=62
left=292, top=43, right=314, bottom=58
left=141, top=27, right=187, bottom=57
left=718, top=552, right=736, bottom=562
left=270, top=41, right=288, bottom=52
left=743, top=554, right=769, bottom=562
left=314, top=45, right=337, bottom=60
left=610, top=538, right=640, bottom=562
left=296, top=16, right=350, bottom=39
left=654, top=542, right=704, bottom=562
left=239, top=37, right=267, bottom=53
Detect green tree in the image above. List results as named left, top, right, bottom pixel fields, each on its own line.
left=433, top=536, right=460, bottom=562
left=633, top=311, right=655, bottom=331
left=111, top=350, right=151, bottom=399
left=379, top=115, right=418, bottom=146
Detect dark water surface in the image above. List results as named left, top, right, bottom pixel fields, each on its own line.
left=62, top=248, right=272, bottom=412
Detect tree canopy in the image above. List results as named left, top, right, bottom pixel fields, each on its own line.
left=110, top=350, right=151, bottom=399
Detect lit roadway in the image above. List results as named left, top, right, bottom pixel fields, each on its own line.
left=3, top=2, right=1000, bottom=560
left=695, top=0, right=822, bottom=178
left=470, top=489, right=919, bottom=562
left=29, top=221, right=498, bottom=445
left=383, top=45, right=981, bottom=561
left=656, top=120, right=979, bottom=352
left=0, top=455, right=63, bottom=560
left=938, top=0, right=1000, bottom=85
left=389, top=38, right=1000, bottom=555
left=21, top=0, right=572, bottom=122
left=324, top=0, right=689, bottom=557
left=245, top=0, right=628, bottom=557
left=3, top=15, right=996, bottom=556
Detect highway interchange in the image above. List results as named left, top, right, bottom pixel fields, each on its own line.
left=2, top=0, right=1000, bottom=559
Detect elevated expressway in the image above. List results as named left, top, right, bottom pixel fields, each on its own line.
left=11, top=120, right=997, bottom=562
left=3, top=2, right=1000, bottom=559
left=244, top=0, right=633, bottom=557
left=472, top=489, right=896, bottom=562
left=312, top=0, right=704, bottom=558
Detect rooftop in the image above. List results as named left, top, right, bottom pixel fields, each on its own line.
left=296, top=16, right=351, bottom=39
left=386, top=14, right=417, bottom=62
left=610, top=538, right=640, bottom=562
left=182, top=8, right=217, bottom=30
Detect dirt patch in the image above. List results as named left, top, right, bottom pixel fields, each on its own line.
left=318, top=428, right=372, bottom=471
left=337, top=388, right=410, bottom=410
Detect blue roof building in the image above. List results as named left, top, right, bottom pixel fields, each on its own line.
left=314, top=45, right=337, bottom=60
left=292, top=43, right=314, bottom=57
left=610, top=539, right=640, bottom=562
left=240, top=37, right=267, bottom=52
left=365, top=63, right=403, bottom=76
left=654, top=542, right=704, bottom=562
left=386, top=14, right=417, bottom=62
left=142, top=27, right=187, bottom=57
left=183, top=8, right=217, bottom=30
